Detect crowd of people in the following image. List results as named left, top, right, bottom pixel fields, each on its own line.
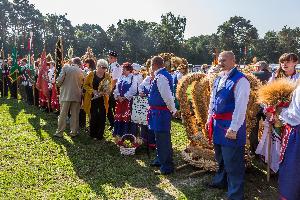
left=1, top=49, right=300, bottom=200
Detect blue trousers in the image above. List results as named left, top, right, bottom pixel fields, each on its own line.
left=213, top=144, right=245, bottom=200
left=279, top=126, right=300, bottom=200
left=153, top=131, right=174, bottom=173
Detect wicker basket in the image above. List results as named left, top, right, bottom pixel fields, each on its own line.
left=120, top=146, right=136, bottom=155
left=119, top=134, right=137, bottom=156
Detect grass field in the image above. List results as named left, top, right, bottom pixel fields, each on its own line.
left=0, top=97, right=278, bottom=199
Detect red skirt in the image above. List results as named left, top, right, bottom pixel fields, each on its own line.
left=114, top=100, right=131, bottom=122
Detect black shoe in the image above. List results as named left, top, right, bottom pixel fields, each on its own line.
left=154, top=170, right=173, bottom=175
left=150, top=162, right=161, bottom=167
left=204, top=182, right=226, bottom=189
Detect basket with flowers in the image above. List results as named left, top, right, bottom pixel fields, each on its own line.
left=116, top=134, right=140, bottom=155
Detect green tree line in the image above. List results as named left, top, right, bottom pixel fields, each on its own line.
left=1, top=0, right=300, bottom=64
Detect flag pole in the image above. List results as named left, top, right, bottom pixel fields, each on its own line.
left=29, top=31, right=36, bottom=106
left=1, top=45, right=4, bottom=97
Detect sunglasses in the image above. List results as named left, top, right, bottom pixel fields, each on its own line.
left=219, top=59, right=227, bottom=62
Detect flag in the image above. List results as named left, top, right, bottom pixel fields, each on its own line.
left=36, top=50, right=49, bottom=98
left=9, top=47, right=21, bottom=82
left=51, top=37, right=63, bottom=110
left=55, top=37, right=63, bottom=76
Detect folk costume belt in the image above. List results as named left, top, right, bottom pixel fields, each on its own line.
left=208, top=112, right=233, bottom=144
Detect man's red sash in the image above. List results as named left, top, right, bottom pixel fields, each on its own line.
left=208, top=112, right=233, bottom=144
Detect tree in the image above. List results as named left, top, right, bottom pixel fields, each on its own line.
left=153, top=12, right=186, bottom=54
left=74, top=23, right=109, bottom=57
left=107, top=19, right=158, bottom=63
left=278, top=26, right=300, bottom=55
left=217, top=16, right=258, bottom=63
left=44, top=13, right=75, bottom=56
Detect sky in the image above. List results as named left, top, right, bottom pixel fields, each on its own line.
left=14, top=0, right=300, bottom=39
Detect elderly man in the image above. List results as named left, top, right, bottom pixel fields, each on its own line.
left=55, top=57, right=84, bottom=137
left=252, top=61, right=272, bottom=84
left=205, top=51, right=250, bottom=200
left=148, top=56, right=177, bottom=175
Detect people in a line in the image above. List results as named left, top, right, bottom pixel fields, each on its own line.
left=205, top=51, right=250, bottom=200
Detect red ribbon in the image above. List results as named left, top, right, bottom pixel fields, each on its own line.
left=149, top=106, right=169, bottom=111
left=208, top=112, right=233, bottom=144
left=265, top=106, right=276, bottom=114
left=279, top=124, right=292, bottom=163
left=277, top=101, right=290, bottom=108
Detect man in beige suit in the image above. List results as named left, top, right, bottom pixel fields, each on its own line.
left=55, top=57, right=84, bottom=137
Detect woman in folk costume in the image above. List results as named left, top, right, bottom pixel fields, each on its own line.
left=265, top=82, right=300, bottom=199
left=138, top=69, right=156, bottom=148
left=256, top=53, right=300, bottom=173
left=113, top=62, right=138, bottom=137
left=83, top=59, right=111, bottom=140
left=130, top=63, right=144, bottom=135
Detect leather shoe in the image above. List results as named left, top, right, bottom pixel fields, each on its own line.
left=204, top=182, right=226, bottom=189
left=54, top=132, right=63, bottom=138
left=154, top=170, right=173, bottom=175
left=150, top=162, right=161, bottom=167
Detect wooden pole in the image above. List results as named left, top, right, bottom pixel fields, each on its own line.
left=32, top=83, right=36, bottom=106
left=267, top=122, right=273, bottom=182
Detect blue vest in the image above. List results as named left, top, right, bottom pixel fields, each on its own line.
left=118, top=75, right=133, bottom=97
left=148, top=68, right=173, bottom=132
left=212, top=68, right=247, bottom=147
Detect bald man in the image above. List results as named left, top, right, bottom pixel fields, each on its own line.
left=205, top=51, right=250, bottom=200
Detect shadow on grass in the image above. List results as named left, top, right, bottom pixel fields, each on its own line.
left=1, top=97, right=279, bottom=199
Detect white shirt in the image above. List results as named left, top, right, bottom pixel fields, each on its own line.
left=110, top=62, right=123, bottom=81
left=207, top=68, right=250, bottom=132
left=48, top=66, right=55, bottom=89
left=280, top=85, right=300, bottom=126
left=133, top=73, right=143, bottom=94
left=114, top=73, right=138, bottom=101
left=155, top=68, right=177, bottom=114
left=269, top=72, right=300, bottom=82
left=138, top=75, right=152, bottom=94
left=176, top=71, right=184, bottom=81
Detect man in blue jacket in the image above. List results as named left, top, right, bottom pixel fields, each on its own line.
left=148, top=56, right=177, bottom=175
left=205, top=51, right=250, bottom=200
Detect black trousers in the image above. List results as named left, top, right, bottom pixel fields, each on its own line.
left=90, top=97, right=106, bottom=140
left=10, top=81, right=18, bottom=99
left=249, top=106, right=266, bottom=154
left=107, top=93, right=115, bottom=127
left=34, top=87, right=39, bottom=107
left=79, top=109, right=86, bottom=128
left=25, top=85, right=34, bottom=105
left=0, top=77, right=9, bottom=97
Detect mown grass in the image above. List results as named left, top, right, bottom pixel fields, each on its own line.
left=0, top=98, right=278, bottom=199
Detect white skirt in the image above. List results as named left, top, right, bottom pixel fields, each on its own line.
left=255, top=121, right=281, bottom=172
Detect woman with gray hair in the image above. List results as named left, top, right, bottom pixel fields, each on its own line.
left=83, top=59, right=111, bottom=140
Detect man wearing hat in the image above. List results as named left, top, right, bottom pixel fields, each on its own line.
left=107, top=50, right=122, bottom=130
